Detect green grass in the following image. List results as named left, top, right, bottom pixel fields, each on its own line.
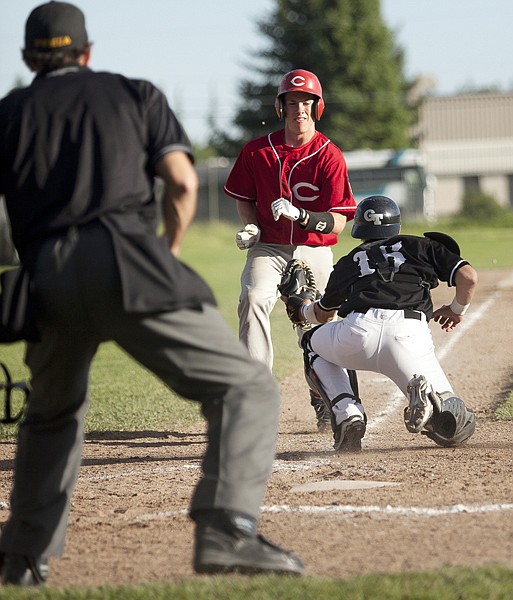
left=331, top=222, right=513, bottom=269
left=495, top=373, right=513, bottom=420
left=1, top=220, right=513, bottom=597
left=398, top=223, right=513, bottom=270
left=0, top=566, right=513, bottom=599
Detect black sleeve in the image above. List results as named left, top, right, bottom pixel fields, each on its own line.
left=318, top=256, right=354, bottom=310
left=143, top=83, right=194, bottom=166
left=426, top=239, right=470, bottom=287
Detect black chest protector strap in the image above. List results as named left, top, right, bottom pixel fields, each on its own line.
left=360, top=243, right=430, bottom=289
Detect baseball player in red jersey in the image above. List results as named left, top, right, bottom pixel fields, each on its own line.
left=289, top=195, right=477, bottom=452
left=224, top=69, right=356, bottom=431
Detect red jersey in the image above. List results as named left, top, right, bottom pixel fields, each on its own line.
left=224, top=129, right=356, bottom=246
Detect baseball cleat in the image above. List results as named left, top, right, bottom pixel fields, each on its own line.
left=405, top=374, right=435, bottom=433
left=333, top=415, right=366, bottom=452
left=194, top=528, right=304, bottom=575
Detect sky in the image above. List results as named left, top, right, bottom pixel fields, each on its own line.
left=1, top=0, right=513, bottom=145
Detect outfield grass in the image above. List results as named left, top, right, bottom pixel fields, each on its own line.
left=1, top=221, right=512, bottom=597
left=0, top=566, right=512, bottom=599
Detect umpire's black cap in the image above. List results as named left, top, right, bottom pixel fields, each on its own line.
left=24, top=1, right=89, bottom=52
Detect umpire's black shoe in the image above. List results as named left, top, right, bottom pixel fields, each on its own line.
left=193, top=510, right=304, bottom=575
left=0, top=553, right=48, bottom=586
left=333, top=416, right=366, bottom=453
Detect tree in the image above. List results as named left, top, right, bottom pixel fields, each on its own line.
left=211, top=0, right=417, bottom=156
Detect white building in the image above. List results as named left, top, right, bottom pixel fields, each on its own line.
left=417, top=93, right=513, bottom=216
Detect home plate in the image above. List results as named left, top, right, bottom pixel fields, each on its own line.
left=290, top=480, right=400, bottom=492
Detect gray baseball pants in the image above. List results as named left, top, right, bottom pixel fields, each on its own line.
left=0, top=224, right=280, bottom=558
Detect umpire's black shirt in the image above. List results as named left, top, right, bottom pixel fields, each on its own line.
left=0, top=66, right=215, bottom=311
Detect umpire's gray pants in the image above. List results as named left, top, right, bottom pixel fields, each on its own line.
left=0, top=225, right=280, bottom=559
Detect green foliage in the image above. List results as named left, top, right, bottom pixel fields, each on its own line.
left=211, top=0, right=417, bottom=156
left=495, top=372, right=513, bottom=420
left=457, top=188, right=512, bottom=221
left=495, top=392, right=513, bottom=420
left=191, top=143, right=220, bottom=161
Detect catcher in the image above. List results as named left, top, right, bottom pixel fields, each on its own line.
left=279, top=195, right=477, bottom=452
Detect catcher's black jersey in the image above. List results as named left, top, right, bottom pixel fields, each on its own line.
left=319, top=234, right=469, bottom=320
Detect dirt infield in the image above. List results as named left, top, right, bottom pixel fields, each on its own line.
left=0, top=268, right=512, bottom=587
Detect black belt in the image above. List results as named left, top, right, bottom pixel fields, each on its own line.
left=353, top=308, right=423, bottom=320
left=403, top=308, right=423, bottom=320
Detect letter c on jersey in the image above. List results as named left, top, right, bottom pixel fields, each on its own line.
left=364, top=209, right=384, bottom=225
left=292, top=182, right=320, bottom=202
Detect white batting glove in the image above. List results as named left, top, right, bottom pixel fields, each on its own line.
left=271, top=197, right=301, bottom=221
left=236, top=224, right=260, bottom=250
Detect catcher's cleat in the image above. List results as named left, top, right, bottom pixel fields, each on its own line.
left=193, top=511, right=304, bottom=575
left=333, top=416, right=366, bottom=453
left=405, top=374, right=436, bottom=433
left=0, top=554, right=48, bottom=587
left=310, top=391, right=331, bottom=433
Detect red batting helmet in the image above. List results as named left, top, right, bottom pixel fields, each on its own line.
left=274, top=69, right=325, bottom=121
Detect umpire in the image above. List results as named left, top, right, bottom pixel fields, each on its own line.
left=0, top=1, right=303, bottom=586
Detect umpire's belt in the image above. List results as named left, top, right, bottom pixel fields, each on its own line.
left=353, top=308, right=423, bottom=320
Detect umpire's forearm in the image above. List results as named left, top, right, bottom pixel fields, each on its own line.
left=155, top=152, right=199, bottom=256
left=162, top=184, right=197, bottom=256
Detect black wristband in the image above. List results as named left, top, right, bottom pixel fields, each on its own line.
left=298, top=210, right=335, bottom=233
left=297, top=207, right=308, bottom=223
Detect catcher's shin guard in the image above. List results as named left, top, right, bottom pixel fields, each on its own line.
left=301, top=330, right=361, bottom=437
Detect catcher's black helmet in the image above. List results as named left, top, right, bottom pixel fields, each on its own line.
left=351, top=195, right=401, bottom=240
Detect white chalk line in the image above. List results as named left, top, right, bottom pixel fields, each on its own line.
left=263, top=502, right=513, bottom=517
left=132, top=501, right=513, bottom=523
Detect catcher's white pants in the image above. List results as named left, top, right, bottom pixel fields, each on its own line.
left=308, top=308, right=454, bottom=424
left=238, top=243, right=333, bottom=369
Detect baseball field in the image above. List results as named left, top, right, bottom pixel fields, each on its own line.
left=1, top=221, right=513, bottom=598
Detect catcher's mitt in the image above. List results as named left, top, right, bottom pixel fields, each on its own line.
left=278, top=259, right=318, bottom=326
